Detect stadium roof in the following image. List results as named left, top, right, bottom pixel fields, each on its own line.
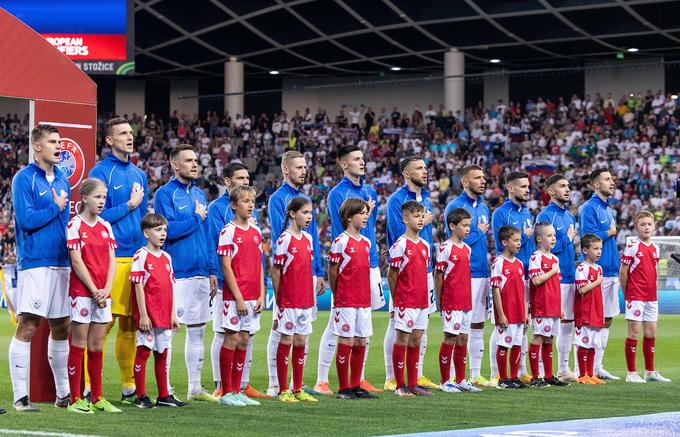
left=135, top=0, right=680, bottom=78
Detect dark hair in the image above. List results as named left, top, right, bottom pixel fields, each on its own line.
left=223, top=162, right=248, bottom=179
left=401, top=200, right=425, bottom=215
left=459, top=164, right=484, bottom=177
left=339, top=198, right=368, bottom=229
left=400, top=156, right=421, bottom=172
left=589, top=168, right=611, bottom=183
left=141, top=213, right=167, bottom=231
left=446, top=208, right=471, bottom=227
left=534, top=221, right=552, bottom=244
left=544, top=173, right=567, bottom=188
left=170, top=143, right=195, bottom=161
left=337, top=144, right=361, bottom=161
left=229, top=185, right=256, bottom=205
left=506, top=171, right=529, bottom=185
left=104, top=117, right=130, bottom=137
left=580, top=233, right=602, bottom=250
left=498, top=225, right=520, bottom=244
left=31, top=124, right=59, bottom=143
left=281, top=196, right=311, bottom=236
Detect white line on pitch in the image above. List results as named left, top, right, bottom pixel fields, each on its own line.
left=37, top=121, right=93, bottom=129
left=0, top=429, right=102, bottom=437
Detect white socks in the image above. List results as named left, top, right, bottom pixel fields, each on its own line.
left=267, top=329, right=281, bottom=388
left=316, top=317, right=337, bottom=384
left=519, top=328, right=528, bottom=376
left=241, top=335, right=254, bottom=389
left=9, top=337, right=30, bottom=402
left=211, top=332, right=224, bottom=386
left=594, top=327, right=609, bottom=373
left=166, top=330, right=175, bottom=394
left=469, top=328, right=485, bottom=379
left=47, top=337, right=69, bottom=399
left=418, top=330, right=428, bottom=378
left=557, top=322, right=574, bottom=374
left=361, top=339, right=370, bottom=380
left=383, top=317, right=395, bottom=381
left=489, top=328, right=498, bottom=379
left=185, top=326, right=206, bottom=394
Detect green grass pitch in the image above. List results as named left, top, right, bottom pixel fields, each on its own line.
left=0, top=311, right=677, bottom=436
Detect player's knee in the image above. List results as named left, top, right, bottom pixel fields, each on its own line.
left=457, top=334, right=468, bottom=345
left=354, top=337, right=366, bottom=347
left=604, top=318, right=613, bottom=328
left=48, top=317, right=71, bottom=340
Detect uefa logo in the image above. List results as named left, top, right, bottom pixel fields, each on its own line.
left=57, top=137, right=85, bottom=189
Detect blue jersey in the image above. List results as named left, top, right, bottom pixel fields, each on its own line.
left=267, top=182, right=323, bottom=277
left=12, top=163, right=70, bottom=270
left=327, top=176, right=379, bottom=268
left=206, top=192, right=261, bottom=288
left=153, top=177, right=217, bottom=279
left=386, top=185, right=433, bottom=273
left=578, top=194, right=619, bottom=277
left=537, top=201, right=576, bottom=284
left=89, top=153, right=148, bottom=257
left=444, top=192, right=491, bottom=278
left=492, top=198, right=535, bottom=276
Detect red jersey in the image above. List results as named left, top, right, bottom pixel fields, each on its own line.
left=217, top=222, right=263, bottom=301
left=329, top=232, right=371, bottom=308
left=435, top=240, right=472, bottom=311
left=574, top=262, right=604, bottom=328
left=389, top=235, right=430, bottom=309
left=130, top=248, right=175, bottom=329
left=66, top=215, right=117, bottom=298
left=528, top=250, right=561, bottom=317
left=274, top=230, right=314, bottom=309
left=621, top=238, right=659, bottom=301
left=490, top=255, right=526, bottom=324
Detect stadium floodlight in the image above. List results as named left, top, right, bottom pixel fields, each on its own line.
left=390, top=66, right=402, bottom=71
left=627, top=47, right=639, bottom=52
left=489, top=58, right=501, bottom=63
left=269, top=70, right=280, bottom=75
left=672, top=94, right=678, bottom=100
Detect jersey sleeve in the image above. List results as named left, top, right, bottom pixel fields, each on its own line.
left=130, top=250, right=147, bottom=283
left=423, top=241, right=431, bottom=268
left=490, top=258, right=503, bottom=288
left=103, top=221, right=118, bottom=249
left=329, top=235, right=346, bottom=264
left=66, top=218, right=82, bottom=250
left=274, top=233, right=290, bottom=266
left=166, top=253, right=176, bottom=284
left=388, top=239, right=404, bottom=269
left=574, top=263, right=588, bottom=289
left=620, top=240, right=637, bottom=266
left=216, top=225, right=235, bottom=257
left=435, top=243, right=450, bottom=272
left=527, top=252, right=542, bottom=278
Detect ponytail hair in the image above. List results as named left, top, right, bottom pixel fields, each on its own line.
left=281, top=196, right=311, bottom=236
left=77, top=178, right=107, bottom=214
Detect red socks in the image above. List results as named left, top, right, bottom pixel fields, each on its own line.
left=625, top=337, right=637, bottom=372
left=438, top=342, right=453, bottom=384
left=276, top=343, right=291, bottom=393
left=350, top=344, right=365, bottom=389
left=336, top=343, right=352, bottom=391
left=68, top=345, right=85, bottom=404
left=87, top=350, right=104, bottom=404
left=643, top=337, right=655, bottom=372
left=453, top=344, right=467, bottom=384
left=577, top=347, right=588, bottom=378
left=541, top=343, right=553, bottom=380
left=219, top=347, right=235, bottom=395
left=406, top=345, right=419, bottom=389
left=134, top=346, right=151, bottom=398
left=496, top=346, right=508, bottom=380
left=393, top=344, right=406, bottom=388
left=586, top=347, right=595, bottom=377
left=291, top=345, right=305, bottom=393
left=509, top=345, right=522, bottom=379
left=154, top=349, right=169, bottom=399
left=529, top=343, right=541, bottom=380
left=231, top=348, right=247, bottom=394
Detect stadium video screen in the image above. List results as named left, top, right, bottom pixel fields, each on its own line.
left=0, top=0, right=134, bottom=75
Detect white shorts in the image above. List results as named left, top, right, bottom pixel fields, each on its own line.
left=213, top=291, right=225, bottom=333
left=70, top=296, right=112, bottom=324
left=561, top=283, right=575, bottom=320
left=625, top=300, right=658, bottom=322
left=394, top=307, right=428, bottom=333
left=276, top=307, right=314, bottom=336
left=531, top=316, right=560, bottom=338
left=370, top=267, right=386, bottom=311
left=573, top=326, right=601, bottom=349
left=471, top=277, right=490, bottom=323
left=495, top=323, right=524, bottom=348
left=222, top=299, right=261, bottom=334
left=17, top=267, right=70, bottom=319
left=137, top=327, right=172, bottom=353
left=601, top=276, right=621, bottom=318
left=332, top=307, right=372, bottom=338
left=427, top=273, right=437, bottom=314
left=442, top=309, right=472, bottom=335
left=174, top=277, right=211, bottom=325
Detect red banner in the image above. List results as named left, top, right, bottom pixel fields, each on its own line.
left=42, top=33, right=127, bottom=60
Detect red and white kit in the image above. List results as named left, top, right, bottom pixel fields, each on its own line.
left=528, top=250, right=562, bottom=337
left=573, top=262, right=604, bottom=349
left=621, top=238, right=660, bottom=322
left=329, top=232, right=372, bottom=338
left=67, top=215, right=117, bottom=324
left=130, top=248, right=176, bottom=352
left=217, top=222, right=264, bottom=334
left=274, top=230, right=315, bottom=336
left=490, top=255, right=526, bottom=348
left=436, top=240, right=472, bottom=335
left=389, top=235, right=430, bottom=333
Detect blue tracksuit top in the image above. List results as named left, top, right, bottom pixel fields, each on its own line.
left=12, top=163, right=70, bottom=270
left=492, top=198, right=535, bottom=276
left=444, top=192, right=491, bottom=278
left=537, top=201, right=576, bottom=284
left=386, top=185, right=433, bottom=273
left=578, top=194, right=619, bottom=277
left=267, top=182, right=323, bottom=277
left=154, top=177, right=217, bottom=279
left=89, top=153, right=148, bottom=257
left=327, top=176, right=379, bottom=268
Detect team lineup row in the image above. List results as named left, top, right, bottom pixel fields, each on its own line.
left=6, top=118, right=670, bottom=414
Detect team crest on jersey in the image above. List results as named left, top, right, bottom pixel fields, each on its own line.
left=147, top=333, right=154, bottom=342
left=582, top=336, right=589, bottom=344
left=285, top=321, right=294, bottom=330
left=634, top=309, right=641, bottom=317
left=101, top=231, right=109, bottom=239
left=177, top=307, right=184, bottom=317
left=544, top=325, right=551, bottom=333
left=298, top=313, right=307, bottom=323
left=407, top=320, right=414, bottom=328
left=505, top=336, right=512, bottom=343
left=230, top=316, right=239, bottom=325
left=342, top=323, right=350, bottom=333
left=80, top=308, right=89, bottom=317
left=453, top=322, right=461, bottom=330
left=56, top=137, right=86, bottom=189
left=33, top=298, right=41, bottom=309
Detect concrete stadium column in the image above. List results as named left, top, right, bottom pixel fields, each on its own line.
left=224, top=56, right=244, bottom=116
left=444, top=48, right=465, bottom=113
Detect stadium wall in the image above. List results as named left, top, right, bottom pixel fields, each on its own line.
left=0, top=96, right=28, bottom=115
left=483, top=73, right=509, bottom=107
left=170, top=80, right=199, bottom=116
left=585, top=59, right=665, bottom=98
left=115, top=79, right=145, bottom=118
